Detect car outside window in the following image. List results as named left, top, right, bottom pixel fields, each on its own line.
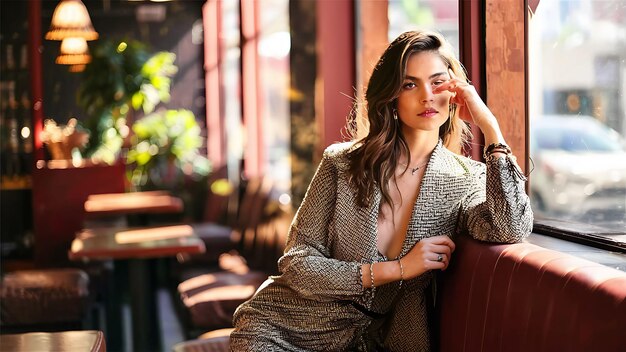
left=529, top=0, right=626, bottom=246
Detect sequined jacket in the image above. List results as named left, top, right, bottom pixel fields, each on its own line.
left=231, top=140, right=533, bottom=351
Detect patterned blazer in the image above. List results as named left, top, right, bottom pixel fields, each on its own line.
left=231, top=140, right=533, bottom=352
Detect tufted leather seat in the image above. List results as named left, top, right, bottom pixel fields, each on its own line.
left=176, top=179, right=289, bottom=333
left=172, top=328, right=233, bottom=352
left=0, top=268, right=90, bottom=327
left=177, top=217, right=288, bottom=330
left=178, top=271, right=267, bottom=329
left=438, top=236, right=626, bottom=352
left=0, top=330, right=106, bottom=352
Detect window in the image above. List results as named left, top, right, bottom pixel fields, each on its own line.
left=528, top=0, right=626, bottom=246
left=388, top=0, right=459, bottom=53
left=259, top=0, right=291, bottom=193
left=222, top=0, right=243, bottom=183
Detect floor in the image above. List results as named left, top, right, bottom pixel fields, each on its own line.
left=159, top=289, right=186, bottom=351
left=117, top=289, right=185, bottom=352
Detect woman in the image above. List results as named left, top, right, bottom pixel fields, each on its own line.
left=230, top=30, right=533, bottom=351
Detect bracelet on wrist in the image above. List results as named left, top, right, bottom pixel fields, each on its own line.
left=483, top=142, right=512, bottom=159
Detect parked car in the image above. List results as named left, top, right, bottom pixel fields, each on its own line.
left=530, top=115, right=626, bottom=224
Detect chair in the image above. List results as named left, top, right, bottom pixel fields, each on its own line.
left=172, top=328, right=232, bottom=352
left=0, top=268, right=91, bottom=332
left=176, top=187, right=292, bottom=335
left=176, top=176, right=272, bottom=270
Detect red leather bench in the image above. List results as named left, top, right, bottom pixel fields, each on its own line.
left=439, top=236, right=626, bottom=352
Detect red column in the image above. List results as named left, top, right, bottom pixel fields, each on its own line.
left=241, top=0, right=264, bottom=177
left=203, top=0, right=225, bottom=168
left=28, top=0, right=44, bottom=162
left=316, top=0, right=355, bottom=153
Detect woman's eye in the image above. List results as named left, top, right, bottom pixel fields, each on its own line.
left=432, top=80, right=445, bottom=86
left=402, top=82, right=416, bottom=89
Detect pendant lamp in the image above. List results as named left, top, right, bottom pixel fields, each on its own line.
left=56, top=37, right=91, bottom=66
left=46, top=0, right=99, bottom=41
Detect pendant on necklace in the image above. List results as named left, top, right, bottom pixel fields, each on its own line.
left=411, top=167, right=420, bottom=175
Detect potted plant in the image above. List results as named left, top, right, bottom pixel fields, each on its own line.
left=76, top=39, right=176, bottom=163
left=76, top=39, right=211, bottom=220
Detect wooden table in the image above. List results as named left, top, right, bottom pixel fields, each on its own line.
left=70, top=225, right=205, bottom=352
left=0, top=330, right=106, bottom=352
left=70, top=225, right=205, bottom=260
left=84, top=191, right=184, bottom=226
left=84, top=191, right=183, bottom=215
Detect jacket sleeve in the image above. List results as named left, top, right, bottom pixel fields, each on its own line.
left=458, top=155, right=533, bottom=243
left=273, top=148, right=370, bottom=303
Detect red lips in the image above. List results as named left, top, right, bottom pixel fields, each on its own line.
left=418, top=108, right=438, bottom=117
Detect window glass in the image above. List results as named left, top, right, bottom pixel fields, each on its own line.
left=259, top=0, right=291, bottom=193
left=388, top=0, right=459, bottom=53
left=528, top=0, right=626, bottom=234
left=222, top=1, right=243, bottom=182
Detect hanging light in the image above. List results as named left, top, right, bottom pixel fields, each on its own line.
left=68, top=64, right=87, bottom=73
left=56, top=37, right=91, bottom=66
left=46, top=0, right=99, bottom=41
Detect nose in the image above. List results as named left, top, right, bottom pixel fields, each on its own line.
left=419, top=83, right=435, bottom=103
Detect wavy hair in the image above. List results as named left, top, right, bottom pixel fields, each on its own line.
left=347, top=30, right=471, bottom=209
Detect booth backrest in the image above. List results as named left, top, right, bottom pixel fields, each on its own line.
left=439, top=236, right=626, bottom=352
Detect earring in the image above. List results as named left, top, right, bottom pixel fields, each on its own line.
left=393, top=109, right=398, bottom=120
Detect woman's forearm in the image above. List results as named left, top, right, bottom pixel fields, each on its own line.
left=361, top=260, right=403, bottom=288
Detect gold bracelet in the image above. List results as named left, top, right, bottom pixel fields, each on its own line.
left=397, top=258, right=404, bottom=290
left=369, top=262, right=376, bottom=289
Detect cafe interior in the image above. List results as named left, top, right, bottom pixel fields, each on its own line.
left=1, top=0, right=625, bottom=351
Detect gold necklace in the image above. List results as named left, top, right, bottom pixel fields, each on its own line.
left=399, top=160, right=429, bottom=175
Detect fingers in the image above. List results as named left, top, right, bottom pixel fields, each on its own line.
left=422, top=235, right=456, bottom=252
left=420, top=236, right=455, bottom=271
left=430, top=244, right=452, bottom=257
left=433, top=79, right=470, bottom=95
left=403, top=236, right=456, bottom=277
left=433, top=70, right=472, bottom=96
left=424, top=253, right=448, bottom=271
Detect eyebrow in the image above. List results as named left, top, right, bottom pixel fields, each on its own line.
left=404, top=72, right=449, bottom=81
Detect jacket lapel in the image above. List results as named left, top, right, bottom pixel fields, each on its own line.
left=403, top=142, right=473, bottom=253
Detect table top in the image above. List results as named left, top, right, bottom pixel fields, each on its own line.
left=84, top=191, right=184, bottom=216
left=0, top=330, right=105, bottom=352
left=69, top=224, right=206, bottom=260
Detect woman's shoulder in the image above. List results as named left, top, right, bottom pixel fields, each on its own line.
left=323, top=141, right=356, bottom=157
left=321, top=141, right=356, bottom=172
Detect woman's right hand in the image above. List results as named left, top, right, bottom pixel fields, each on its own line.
left=401, top=235, right=456, bottom=279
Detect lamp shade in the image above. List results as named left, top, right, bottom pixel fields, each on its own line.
left=69, top=64, right=87, bottom=72
left=56, top=37, right=91, bottom=65
left=45, top=0, right=99, bottom=41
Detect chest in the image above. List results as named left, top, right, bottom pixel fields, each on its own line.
left=376, top=172, right=423, bottom=259
left=330, top=169, right=471, bottom=261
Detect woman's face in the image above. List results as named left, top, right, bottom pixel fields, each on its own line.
left=396, top=51, right=453, bottom=137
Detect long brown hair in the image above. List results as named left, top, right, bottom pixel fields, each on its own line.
left=347, top=30, right=471, bottom=209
